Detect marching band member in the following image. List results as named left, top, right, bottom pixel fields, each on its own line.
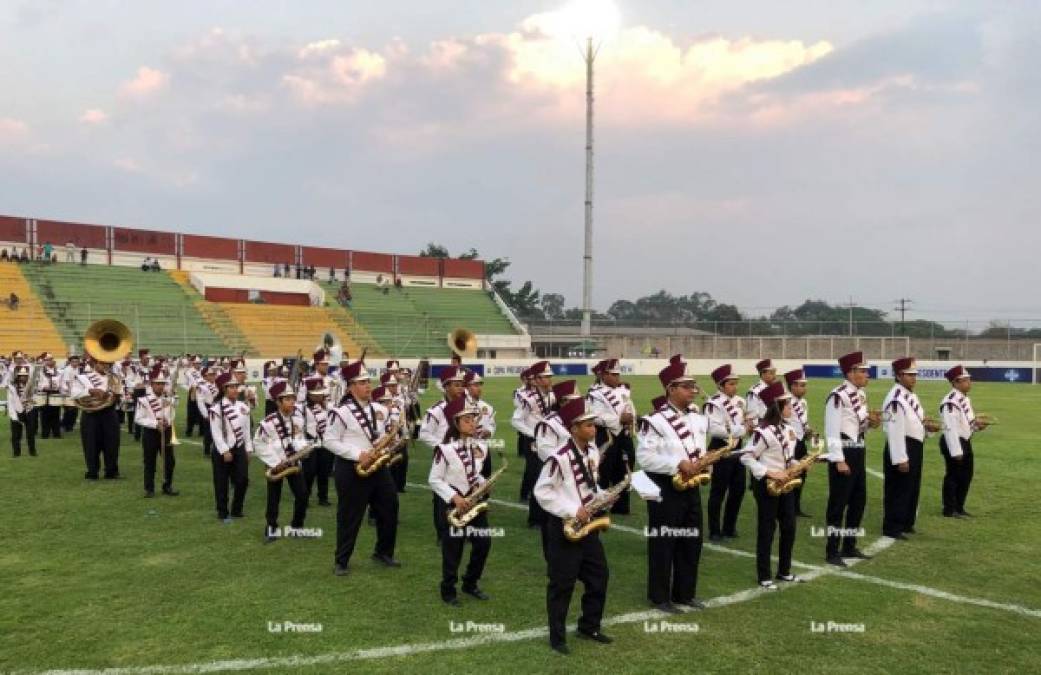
left=513, top=367, right=534, bottom=458
left=740, top=382, right=808, bottom=588
left=534, top=398, right=611, bottom=654
left=882, top=358, right=928, bottom=539
left=939, top=365, right=987, bottom=518
left=196, top=366, right=218, bottom=457
left=36, top=353, right=63, bottom=439
left=7, top=364, right=37, bottom=457
left=134, top=367, right=178, bottom=498
left=182, top=356, right=202, bottom=437
left=326, top=360, right=401, bottom=575
left=71, top=357, right=122, bottom=479
left=465, top=370, right=496, bottom=478
left=636, top=360, right=707, bottom=613
left=382, top=372, right=410, bottom=492
left=131, top=349, right=151, bottom=440
left=705, top=364, right=754, bottom=541
left=209, top=372, right=253, bottom=522
left=823, top=351, right=877, bottom=566
left=535, top=380, right=583, bottom=461
left=587, top=358, right=636, bottom=515
left=60, top=354, right=82, bottom=433
left=513, top=361, right=555, bottom=526
left=429, top=397, right=493, bottom=606
left=232, top=359, right=257, bottom=414
left=254, top=381, right=310, bottom=543
left=745, top=358, right=778, bottom=424
left=261, top=360, right=279, bottom=416
left=419, top=367, right=466, bottom=449
left=783, top=368, right=813, bottom=517
left=301, top=376, right=334, bottom=506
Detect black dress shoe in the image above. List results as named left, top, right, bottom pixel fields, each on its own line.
left=29, top=450, right=38, bottom=456
left=104, top=474, right=124, bottom=480
left=708, top=534, right=724, bottom=543
left=826, top=555, right=848, bottom=567
left=318, top=499, right=331, bottom=507
left=884, top=532, right=908, bottom=540
left=957, top=510, right=973, bottom=518
left=162, top=488, right=180, bottom=496
left=550, top=642, right=570, bottom=655
left=842, top=548, right=873, bottom=559
left=653, top=602, right=681, bottom=614
left=442, top=596, right=461, bottom=607
left=576, top=629, right=613, bottom=644
left=674, top=599, right=706, bottom=610
left=796, top=511, right=812, bottom=518
left=942, top=511, right=956, bottom=518
left=144, top=490, right=155, bottom=498
left=372, top=553, right=401, bottom=567
left=904, top=527, right=916, bottom=534
left=723, top=531, right=739, bottom=539
left=462, top=586, right=489, bottom=600
left=263, top=534, right=278, bottom=544
left=231, top=512, right=245, bottom=518
left=333, top=565, right=350, bottom=576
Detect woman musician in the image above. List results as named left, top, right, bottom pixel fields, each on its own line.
left=740, top=382, right=817, bottom=589
left=428, top=396, right=492, bottom=606
left=253, top=381, right=310, bottom=542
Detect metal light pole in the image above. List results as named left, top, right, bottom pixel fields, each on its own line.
left=581, top=36, right=597, bottom=338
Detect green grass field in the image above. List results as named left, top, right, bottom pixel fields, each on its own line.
left=2, top=375, right=1039, bottom=674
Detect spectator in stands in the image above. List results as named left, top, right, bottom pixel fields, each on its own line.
left=394, top=277, right=403, bottom=290
left=80, top=246, right=88, bottom=265
left=66, top=241, right=76, bottom=262
left=141, top=257, right=151, bottom=271
left=273, top=263, right=280, bottom=278
left=8, top=292, right=19, bottom=310
left=295, top=264, right=301, bottom=279
left=20, top=247, right=29, bottom=263
left=283, top=262, right=290, bottom=277
left=151, top=258, right=161, bottom=272
left=1, top=249, right=8, bottom=262
left=328, top=267, right=336, bottom=282
left=43, top=242, right=53, bottom=262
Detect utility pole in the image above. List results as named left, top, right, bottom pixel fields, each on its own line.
left=580, top=36, right=597, bottom=339
left=848, top=296, right=854, bottom=337
left=894, top=298, right=912, bottom=335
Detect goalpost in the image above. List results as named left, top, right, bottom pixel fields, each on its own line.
left=1033, top=344, right=1041, bottom=384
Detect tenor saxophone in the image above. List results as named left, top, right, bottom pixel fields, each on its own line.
left=562, top=465, right=632, bottom=542
left=447, top=453, right=507, bottom=528
left=766, top=449, right=825, bottom=497
left=671, top=436, right=738, bottom=491
left=265, top=441, right=318, bottom=482
left=355, top=423, right=403, bottom=477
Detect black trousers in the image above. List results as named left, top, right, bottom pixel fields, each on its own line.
left=390, top=444, right=409, bottom=492
left=545, top=515, right=608, bottom=647
left=940, top=437, right=974, bottom=515
left=211, top=444, right=249, bottom=519
left=40, top=404, right=62, bottom=438
left=200, top=418, right=213, bottom=457
left=792, top=438, right=809, bottom=513
left=62, top=405, right=78, bottom=432
left=333, top=458, right=398, bottom=567
left=518, top=434, right=536, bottom=499
left=826, top=439, right=866, bottom=556
left=303, top=446, right=334, bottom=503
left=185, top=397, right=200, bottom=437
left=81, top=407, right=120, bottom=478
left=434, top=498, right=492, bottom=599
left=480, top=447, right=492, bottom=479
left=752, top=478, right=796, bottom=581
left=707, top=446, right=746, bottom=537
left=141, top=427, right=175, bottom=492
left=883, top=437, right=924, bottom=536
left=596, top=427, right=634, bottom=514
left=645, top=472, right=703, bottom=604
left=11, top=411, right=38, bottom=456
left=266, top=471, right=308, bottom=531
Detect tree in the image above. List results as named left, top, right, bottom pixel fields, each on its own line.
left=541, top=293, right=566, bottom=320
left=418, top=243, right=450, bottom=258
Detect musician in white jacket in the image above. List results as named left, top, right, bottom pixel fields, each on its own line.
left=939, top=365, right=988, bottom=518
left=209, top=372, right=253, bottom=522
left=7, top=365, right=37, bottom=457
left=429, top=397, right=491, bottom=606
left=134, top=367, right=178, bottom=497
left=881, top=357, right=929, bottom=539
left=533, top=398, right=611, bottom=654
left=704, top=364, right=752, bottom=541
left=254, top=381, right=310, bottom=542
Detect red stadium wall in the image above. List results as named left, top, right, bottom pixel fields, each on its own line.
left=443, top=258, right=485, bottom=280
left=36, top=219, right=107, bottom=248
left=244, top=239, right=295, bottom=264
left=301, top=246, right=349, bottom=269
left=204, top=287, right=309, bottom=306
left=183, top=234, right=239, bottom=260
left=397, top=255, right=439, bottom=276
left=112, top=227, right=176, bottom=254
left=0, top=216, right=25, bottom=243
left=352, top=251, right=394, bottom=273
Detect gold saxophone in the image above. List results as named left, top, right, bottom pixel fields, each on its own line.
left=922, top=416, right=942, bottom=433
left=672, top=436, right=738, bottom=491
left=355, top=423, right=404, bottom=477
left=563, top=465, right=632, bottom=542
left=767, top=448, right=826, bottom=497
left=446, top=453, right=507, bottom=528
left=265, top=440, right=319, bottom=482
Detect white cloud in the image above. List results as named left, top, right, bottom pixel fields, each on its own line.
left=119, top=66, right=170, bottom=98
left=0, top=117, right=29, bottom=144
left=79, top=108, right=109, bottom=125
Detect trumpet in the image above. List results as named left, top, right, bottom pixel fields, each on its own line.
left=265, top=441, right=318, bottom=481
left=672, top=436, right=739, bottom=491
left=447, top=453, right=507, bottom=528
left=356, top=423, right=404, bottom=477
left=923, top=416, right=942, bottom=434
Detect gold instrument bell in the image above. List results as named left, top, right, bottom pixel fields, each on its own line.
left=447, top=328, right=478, bottom=358
left=84, top=319, right=134, bottom=363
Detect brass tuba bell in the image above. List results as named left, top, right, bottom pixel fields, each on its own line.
left=84, top=319, right=134, bottom=364
left=446, top=328, right=478, bottom=358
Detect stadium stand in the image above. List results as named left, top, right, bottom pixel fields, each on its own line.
left=0, top=264, right=67, bottom=355
left=216, top=303, right=364, bottom=359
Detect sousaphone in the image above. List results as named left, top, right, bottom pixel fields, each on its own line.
left=447, top=328, right=478, bottom=358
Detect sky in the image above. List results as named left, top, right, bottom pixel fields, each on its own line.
left=1, top=0, right=1039, bottom=325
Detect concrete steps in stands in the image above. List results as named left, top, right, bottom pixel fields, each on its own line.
left=0, top=263, right=68, bottom=355
left=216, top=303, right=364, bottom=359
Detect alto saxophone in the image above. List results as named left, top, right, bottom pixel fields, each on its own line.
left=265, top=440, right=318, bottom=482
left=447, top=453, right=507, bottom=528
left=672, top=436, right=738, bottom=491
left=766, top=448, right=826, bottom=497
left=563, top=465, right=632, bottom=542
left=355, top=423, right=403, bottom=477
